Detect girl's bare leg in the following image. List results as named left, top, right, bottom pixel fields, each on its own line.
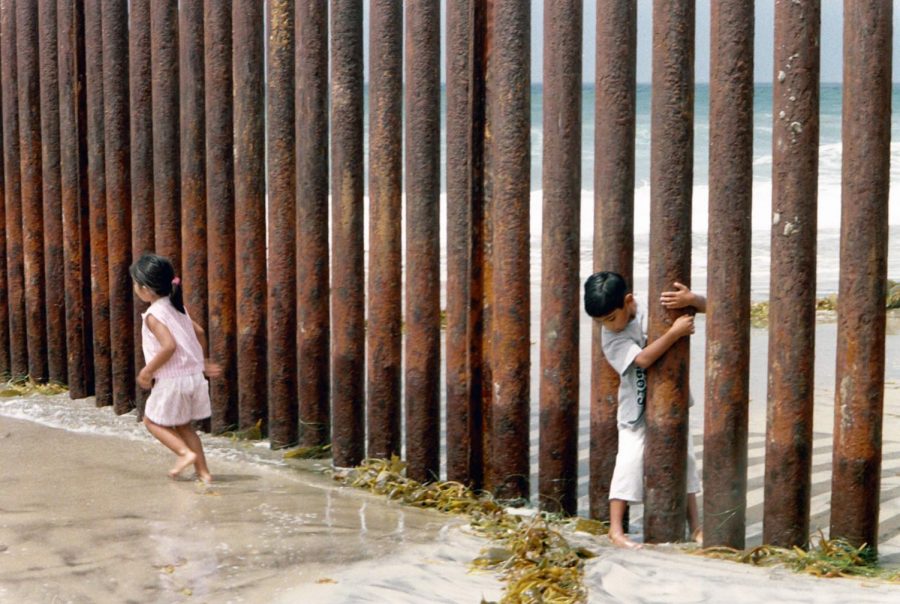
left=175, top=424, right=212, bottom=483
left=609, top=499, right=642, bottom=549
left=143, top=416, right=196, bottom=478
left=687, top=493, right=702, bottom=544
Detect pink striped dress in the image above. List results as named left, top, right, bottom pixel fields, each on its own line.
left=141, top=297, right=211, bottom=426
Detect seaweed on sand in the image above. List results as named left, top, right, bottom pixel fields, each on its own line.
left=0, top=378, right=68, bottom=397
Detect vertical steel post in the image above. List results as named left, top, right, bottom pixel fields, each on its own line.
left=205, top=0, right=237, bottom=433
left=644, top=0, right=694, bottom=543
left=486, top=1, right=530, bottom=502
left=591, top=0, right=636, bottom=522
left=704, top=0, right=754, bottom=549
left=102, top=0, right=134, bottom=413
left=16, top=0, right=48, bottom=381
left=330, top=0, right=365, bottom=467
left=763, top=0, right=820, bottom=549
left=267, top=0, right=297, bottom=449
left=234, top=0, right=267, bottom=432
left=58, top=0, right=92, bottom=398
left=367, top=0, right=402, bottom=460
left=151, top=0, right=180, bottom=270
left=830, top=0, right=891, bottom=555
left=0, top=48, right=7, bottom=378
left=39, top=0, right=66, bottom=384
left=130, top=0, right=153, bottom=411
left=296, top=0, right=330, bottom=448
left=538, top=0, right=581, bottom=515
left=404, top=0, right=441, bottom=483
left=85, top=0, right=111, bottom=406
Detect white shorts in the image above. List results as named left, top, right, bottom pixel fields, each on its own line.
left=144, top=373, right=211, bottom=427
left=608, top=422, right=701, bottom=503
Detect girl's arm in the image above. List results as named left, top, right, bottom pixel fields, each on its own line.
left=660, top=282, right=706, bottom=313
left=192, top=320, right=207, bottom=356
left=193, top=319, right=223, bottom=378
left=138, top=315, right=176, bottom=388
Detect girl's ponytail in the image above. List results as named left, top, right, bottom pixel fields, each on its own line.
left=170, top=276, right=185, bottom=313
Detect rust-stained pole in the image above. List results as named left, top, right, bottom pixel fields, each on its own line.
left=58, top=0, right=92, bottom=398
left=704, top=0, right=754, bottom=549
left=102, top=0, right=133, bottom=413
left=830, top=0, right=891, bottom=556
left=85, top=0, right=111, bottom=406
left=486, top=1, right=530, bottom=502
left=180, top=0, right=207, bottom=341
left=0, top=55, right=7, bottom=377
left=591, top=0, right=636, bottom=522
left=330, top=0, right=365, bottom=467
left=151, top=0, right=180, bottom=271
left=644, top=0, right=694, bottom=543
left=763, top=0, right=820, bottom=549
left=404, top=0, right=441, bottom=483
left=130, top=0, right=153, bottom=411
left=367, top=0, right=402, bottom=460
left=296, top=0, right=330, bottom=448
left=267, top=0, right=297, bottom=449
left=39, top=0, right=66, bottom=384
left=234, top=0, right=267, bottom=432
left=538, top=0, right=581, bottom=515
left=205, top=0, right=237, bottom=433
left=16, top=0, right=48, bottom=382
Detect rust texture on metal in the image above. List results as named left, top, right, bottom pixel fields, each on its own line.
left=0, top=28, right=7, bottom=377
left=590, top=0, right=636, bottom=522
left=39, top=0, right=66, bottom=384
left=205, top=0, right=237, bottom=433
left=180, top=0, right=207, bottom=341
left=404, top=0, right=441, bottom=483
left=85, top=0, right=112, bottom=406
left=151, top=0, right=180, bottom=271
left=644, top=0, right=694, bottom=544
left=58, top=0, right=93, bottom=398
left=538, top=0, right=582, bottom=515
left=830, top=0, right=891, bottom=554
left=480, top=2, right=495, bottom=492
left=296, top=0, right=330, bottom=448
left=102, top=0, right=134, bottom=413
left=366, top=0, right=402, bottom=460
left=704, top=0, right=754, bottom=549
left=16, top=0, right=48, bottom=381
left=486, top=1, right=530, bottom=502
left=763, top=0, right=820, bottom=549
left=266, top=0, right=297, bottom=449
left=234, top=0, right=267, bottom=431
left=330, top=0, right=365, bottom=467
left=130, top=0, right=153, bottom=412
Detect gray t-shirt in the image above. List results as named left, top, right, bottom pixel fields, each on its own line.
left=601, top=305, right=647, bottom=429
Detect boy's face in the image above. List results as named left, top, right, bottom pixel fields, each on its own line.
left=595, top=293, right=636, bottom=333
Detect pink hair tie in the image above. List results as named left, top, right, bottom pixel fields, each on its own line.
left=172, top=276, right=181, bottom=286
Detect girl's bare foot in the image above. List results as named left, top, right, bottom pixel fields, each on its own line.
left=609, top=531, right=643, bottom=550
left=196, top=471, right=213, bottom=485
left=691, top=528, right=703, bottom=546
left=168, top=450, right=197, bottom=479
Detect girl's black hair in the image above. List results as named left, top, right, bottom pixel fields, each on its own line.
left=129, top=253, right=185, bottom=313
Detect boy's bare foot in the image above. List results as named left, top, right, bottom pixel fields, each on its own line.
left=168, top=450, right=197, bottom=479
left=609, top=531, right=643, bottom=550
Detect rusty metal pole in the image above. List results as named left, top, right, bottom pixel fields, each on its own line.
left=296, top=0, right=330, bottom=448
left=151, top=0, right=180, bottom=271
left=85, top=0, right=112, bottom=406
left=830, top=0, right=891, bottom=556
left=39, top=0, right=66, bottom=384
left=16, top=0, right=49, bottom=382
left=234, top=0, right=267, bottom=432
left=267, top=0, right=297, bottom=449
left=591, top=0, right=636, bottom=522
left=538, top=0, right=581, bottom=515
left=205, top=0, right=238, bottom=433
left=644, top=0, right=694, bottom=543
left=486, top=1, right=530, bottom=502
left=366, top=0, right=402, bottom=460
left=704, top=0, right=754, bottom=549
left=0, top=60, right=7, bottom=378
left=404, top=0, right=441, bottom=483
left=763, top=0, right=819, bottom=549
left=130, top=0, right=153, bottom=412
left=102, top=0, right=134, bottom=413
left=58, top=0, right=92, bottom=398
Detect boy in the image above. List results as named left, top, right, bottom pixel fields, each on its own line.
left=584, top=271, right=705, bottom=549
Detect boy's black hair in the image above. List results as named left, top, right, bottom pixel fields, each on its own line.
left=584, top=271, right=628, bottom=318
left=129, top=253, right=185, bottom=314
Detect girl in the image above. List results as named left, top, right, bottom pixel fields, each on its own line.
left=131, top=253, right=221, bottom=483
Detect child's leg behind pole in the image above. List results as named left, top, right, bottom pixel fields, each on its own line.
left=143, top=416, right=196, bottom=478
left=175, top=423, right=212, bottom=483
left=609, top=499, right=642, bottom=549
